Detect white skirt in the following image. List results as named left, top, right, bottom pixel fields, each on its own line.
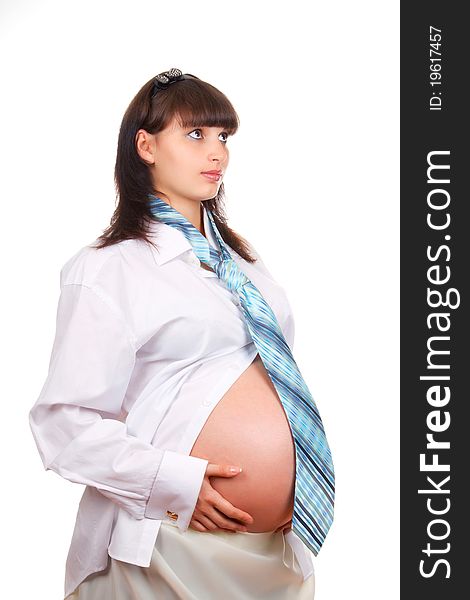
left=66, top=520, right=315, bottom=599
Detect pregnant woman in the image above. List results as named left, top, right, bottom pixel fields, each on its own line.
left=29, top=68, right=334, bottom=599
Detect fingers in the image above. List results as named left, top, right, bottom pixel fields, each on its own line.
left=190, top=513, right=241, bottom=533
left=204, top=463, right=254, bottom=526
left=195, top=514, right=239, bottom=533
left=205, top=463, right=243, bottom=478
left=210, top=491, right=254, bottom=527
left=204, top=505, right=249, bottom=532
left=189, top=520, right=208, bottom=532
left=191, top=462, right=256, bottom=533
left=192, top=487, right=253, bottom=533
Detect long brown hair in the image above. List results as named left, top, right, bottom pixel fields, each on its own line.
left=92, top=71, right=256, bottom=263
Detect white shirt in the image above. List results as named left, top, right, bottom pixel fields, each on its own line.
left=29, top=205, right=314, bottom=598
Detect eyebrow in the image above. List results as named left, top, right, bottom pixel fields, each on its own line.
left=188, top=125, right=230, bottom=131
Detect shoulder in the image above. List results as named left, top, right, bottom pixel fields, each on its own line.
left=59, top=238, right=149, bottom=288
left=58, top=239, right=152, bottom=344
left=60, top=240, right=120, bottom=287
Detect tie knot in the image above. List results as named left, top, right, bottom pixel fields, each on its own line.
left=214, top=258, right=250, bottom=292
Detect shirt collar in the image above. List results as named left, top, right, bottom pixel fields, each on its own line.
left=146, top=203, right=220, bottom=266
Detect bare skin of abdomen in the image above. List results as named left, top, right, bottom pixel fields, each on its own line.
left=190, top=354, right=296, bottom=532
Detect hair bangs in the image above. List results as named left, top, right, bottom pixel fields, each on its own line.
left=161, top=79, right=239, bottom=136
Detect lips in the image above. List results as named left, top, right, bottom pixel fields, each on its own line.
left=201, top=171, right=222, bottom=182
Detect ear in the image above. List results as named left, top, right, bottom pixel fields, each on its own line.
left=135, top=129, right=156, bottom=165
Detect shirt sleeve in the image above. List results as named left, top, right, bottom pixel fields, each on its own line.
left=28, top=282, right=208, bottom=530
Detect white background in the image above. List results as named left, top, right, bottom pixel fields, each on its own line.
left=0, top=1, right=399, bottom=598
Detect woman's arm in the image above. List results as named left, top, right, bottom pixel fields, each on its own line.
left=29, top=282, right=208, bottom=530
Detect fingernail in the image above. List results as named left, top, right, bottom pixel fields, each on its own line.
left=230, top=466, right=242, bottom=473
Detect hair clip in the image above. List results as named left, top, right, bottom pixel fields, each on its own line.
left=151, top=68, right=185, bottom=98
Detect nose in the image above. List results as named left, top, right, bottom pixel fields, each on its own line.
left=207, top=149, right=226, bottom=165
left=207, top=139, right=228, bottom=164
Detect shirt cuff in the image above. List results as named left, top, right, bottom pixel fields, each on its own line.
left=144, top=450, right=209, bottom=531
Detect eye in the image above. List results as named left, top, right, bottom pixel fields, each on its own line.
left=188, top=129, right=229, bottom=143
left=188, top=129, right=203, bottom=140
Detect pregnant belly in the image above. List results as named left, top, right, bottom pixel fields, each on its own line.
left=189, top=354, right=296, bottom=532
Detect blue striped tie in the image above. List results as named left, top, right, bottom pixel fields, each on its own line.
left=148, top=194, right=335, bottom=556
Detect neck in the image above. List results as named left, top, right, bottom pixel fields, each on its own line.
left=156, top=195, right=205, bottom=236
left=200, top=203, right=207, bottom=238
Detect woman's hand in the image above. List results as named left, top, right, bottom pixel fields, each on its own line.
left=189, top=463, right=254, bottom=533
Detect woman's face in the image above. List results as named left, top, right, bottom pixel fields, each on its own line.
left=150, top=115, right=230, bottom=206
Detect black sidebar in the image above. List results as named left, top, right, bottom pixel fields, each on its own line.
left=401, top=3, right=468, bottom=599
